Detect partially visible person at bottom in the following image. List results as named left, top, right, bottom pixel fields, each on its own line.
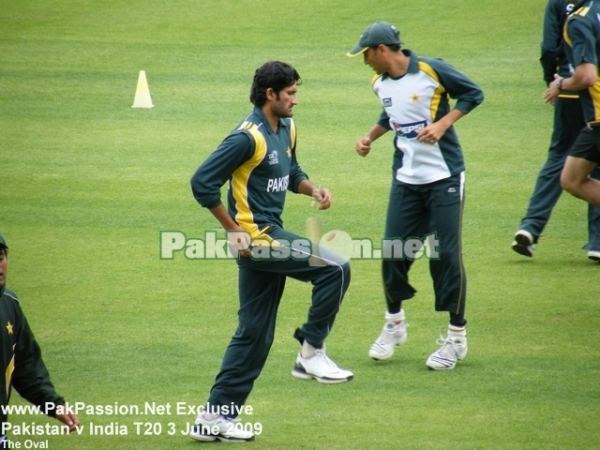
left=512, top=0, right=600, bottom=262
left=188, top=61, right=352, bottom=443
left=550, top=1, right=600, bottom=212
left=348, top=22, right=483, bottom=371
left=0, top=234, right=79, bottom=449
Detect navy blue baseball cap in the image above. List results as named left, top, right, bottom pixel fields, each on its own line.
left=347, top=22, right=403, bottom=57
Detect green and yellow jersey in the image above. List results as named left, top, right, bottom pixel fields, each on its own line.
left=563, top=0, right=600, bottom=125
left=1, top=286, right=65, bottom=431
left=373, top=50, right=483, bottom=185
left=191, top=106, right=308, bottom=238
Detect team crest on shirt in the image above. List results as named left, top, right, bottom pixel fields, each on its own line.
left=382, top=98, right=392, bottom=107
left=6, top=321, right=13, bottom=335
left=268, top=150, right=279, bottom=165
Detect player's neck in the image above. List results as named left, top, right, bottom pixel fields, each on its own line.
left=262, top=108, right=280, bottom=132
left=386, top=52, right=409, bottom=78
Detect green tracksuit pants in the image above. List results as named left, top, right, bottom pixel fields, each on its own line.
left=382, top=173, right=466, bottom=316
left=206, top=226, right=350, bottom=416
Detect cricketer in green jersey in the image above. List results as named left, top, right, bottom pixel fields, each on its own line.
left=189, top=61, right=352, bottom=443
left=0, top=235, right=79, bottom=448
left=549, top=0, right=600, bottom=207
left=512, top=0, right=600, bottom=261
left=348, top=21, right=483, bottom=371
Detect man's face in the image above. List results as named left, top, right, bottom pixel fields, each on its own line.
left=363, top=46, right=386, bottom=75
left=0, top=249, right=7, bottom=289
left=270, top=82, right=298, bottom=118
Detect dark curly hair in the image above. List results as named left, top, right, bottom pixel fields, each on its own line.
left=250, top=61, right=301, bottom=107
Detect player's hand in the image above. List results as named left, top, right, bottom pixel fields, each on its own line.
left=356, top=137, right=372, bottom=157
left=543, top=74, right=562, bottom=105
left=56, top=409, right=80, bottom=433
left=227, top=230, right=251, bottom=258
left=312, top=187, right=331, bottom=210
left=416, top=123, right=445, bottom=145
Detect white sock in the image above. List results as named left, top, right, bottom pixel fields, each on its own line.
left=385, top=309, right=405, bottom=325
left=448, top=324, right=466, bottom=341
left=198, top=412, right=219, bottom=423
left=301, top=340, right=317, bottom=359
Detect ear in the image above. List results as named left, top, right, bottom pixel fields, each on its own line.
left=265, top=87, right=276, bottom=101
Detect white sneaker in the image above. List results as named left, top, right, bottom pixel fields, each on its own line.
left=291, top=347, right=353, bottom=384
left=189, top=413, right=254, bottom=443
left=368, top=311, right=408, bottom=360
left=588, top=250, right=600, bottom=262
left=512, top=230, right=534, bottom=257
left=426, top=327, right=467, bottom=371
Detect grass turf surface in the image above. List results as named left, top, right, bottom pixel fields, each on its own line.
left=1, top=0, right=599, bottom=448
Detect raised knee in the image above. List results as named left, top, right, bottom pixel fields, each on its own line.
left=560, top=171, right=577, bottom=194
left=341, top=260, right=350, bottom=275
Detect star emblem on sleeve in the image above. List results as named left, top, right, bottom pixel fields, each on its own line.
left=6, top=321, right=13, bottom=335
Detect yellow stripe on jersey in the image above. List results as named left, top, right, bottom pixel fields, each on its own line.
left=290, top=119, right=297, bottom=150
left=231, top=122, right=268, bottom=239
left=563, top=29, right=572, bottom=47
left=418, top=61, right=444, bottom=121
left=370, top=74, right=382, bottom=88
left=565, top=6, right=591, bottom=45
left=5, top=346, right=15, bottom=396
left=573, top=6, right=591, bottom=17
left=589, top=79, right=600, bottom=125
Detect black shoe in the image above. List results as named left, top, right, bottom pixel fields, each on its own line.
left=512, top=230, right=534, bottom=257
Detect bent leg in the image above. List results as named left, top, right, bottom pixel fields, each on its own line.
left=238, top=229, right=350, bottom=348
left=561, top=156, right=600, bottom=207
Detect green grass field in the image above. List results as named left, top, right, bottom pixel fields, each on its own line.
left=2, top=0, right=600, bottom=448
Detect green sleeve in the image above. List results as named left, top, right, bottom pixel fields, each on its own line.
left=11, top=306, right=64, bottom=417
left=425, top=58, right=484, bottom=115
left=287, top=120, right=308, bottom=193
left=190, top=131, right=254, bottom=209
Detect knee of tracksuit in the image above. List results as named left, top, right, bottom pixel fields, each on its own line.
left=340, top=261, right=351, bottom=289
left=234, top=322, right=276, bottom=351
left=434, top=250, right=463, bottom=269
left=318, top=260, right=351, bottom=288
left=328, top=260, right=351, bottom=295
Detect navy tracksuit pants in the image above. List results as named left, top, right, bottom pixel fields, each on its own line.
left=382, top=173, right=466, bottom=316
left=206, top=226, right=350, bottom=415
left=519, top=96, right=600, bottom=249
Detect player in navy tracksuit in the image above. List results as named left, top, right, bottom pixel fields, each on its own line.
left=348, top=22, right=483, bottom=371
left=188, top=61, right=352, bottom=443
left=512, top=0, right=600, bottom=261
left=554, top=1, right=600, bottom=210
